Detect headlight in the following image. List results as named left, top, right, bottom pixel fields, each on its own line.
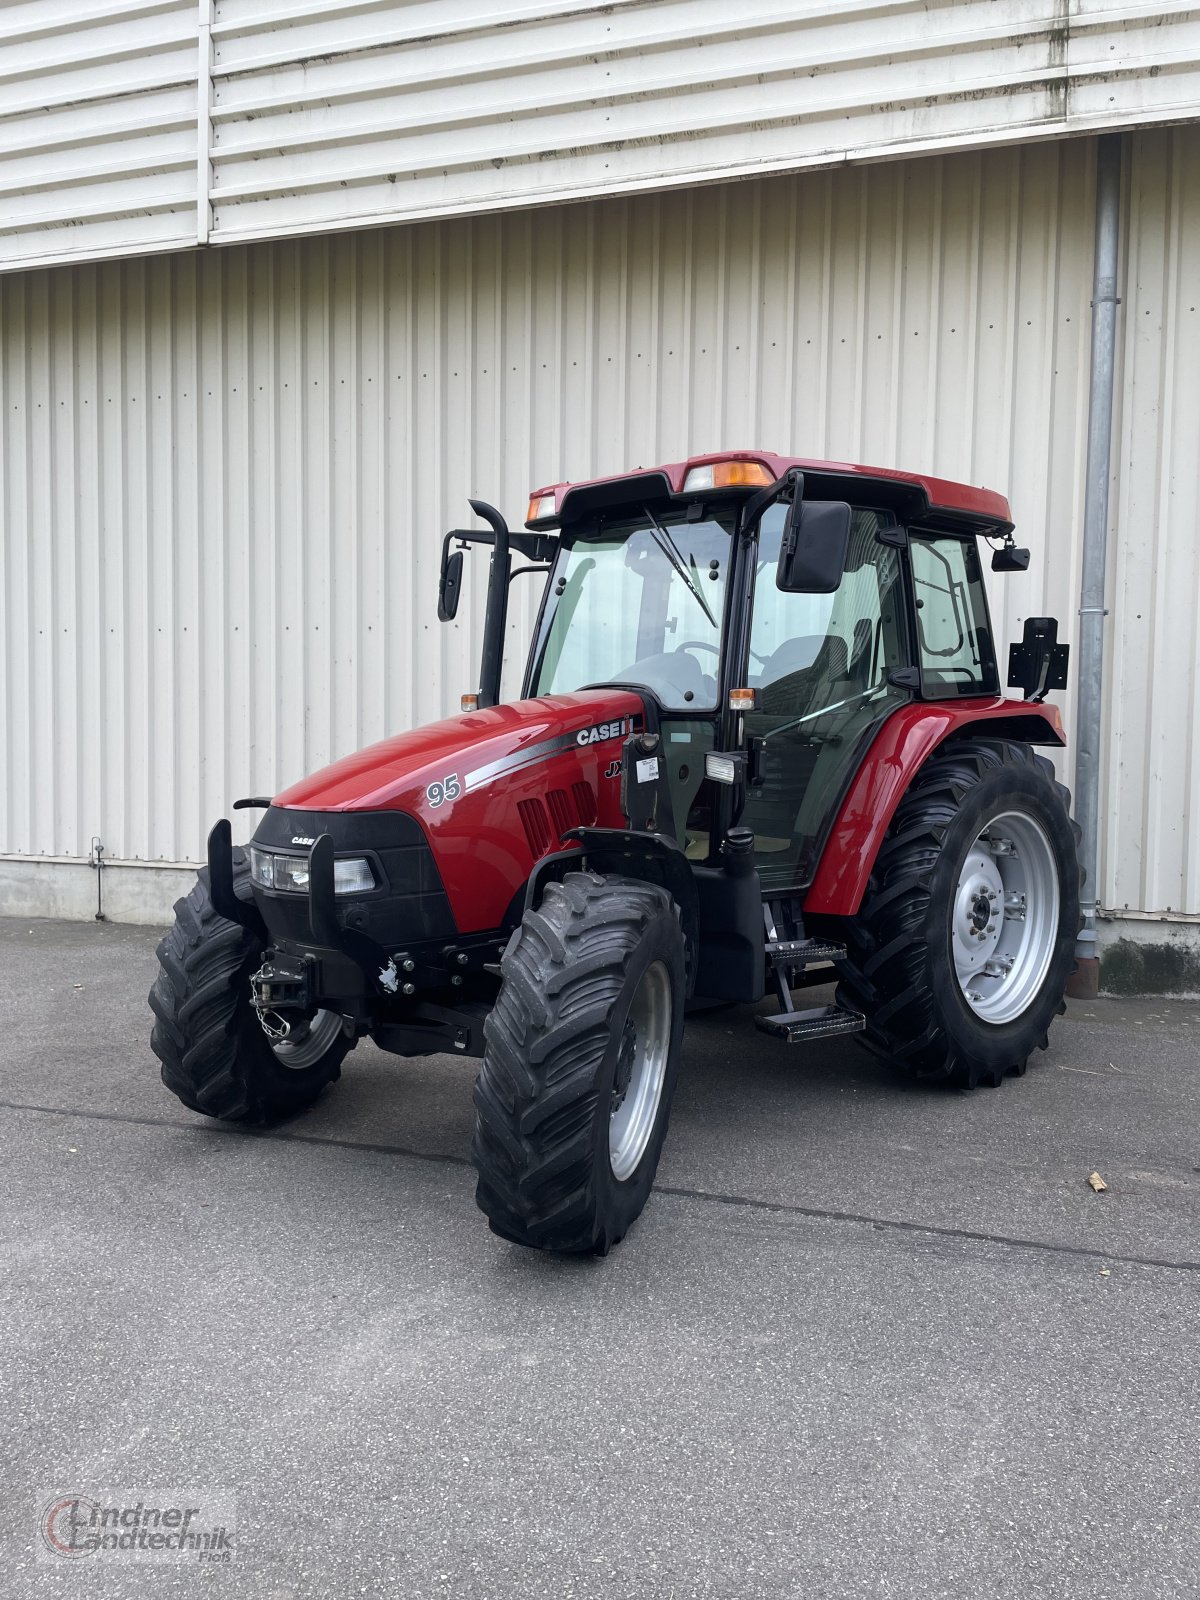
left=249, top=846, right=275, bottom=889
left=249, top=847, right=376, bottom=896
left=274, top=855, right=312, bottom=894
left=333, top=857, right=376, bottom=895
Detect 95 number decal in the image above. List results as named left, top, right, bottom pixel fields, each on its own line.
left=426, top=772, right=461, bottom=809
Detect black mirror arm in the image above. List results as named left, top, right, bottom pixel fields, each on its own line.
left=470, top=498, right=511, bottom=709
left=739, top=468, right=802, bottom=537
left=442, top=526, right=556, bottom=560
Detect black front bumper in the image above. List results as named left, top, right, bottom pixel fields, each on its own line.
left=208, top=806, right=503, bottom=1055
left=248, top=805, right=457, bottom=956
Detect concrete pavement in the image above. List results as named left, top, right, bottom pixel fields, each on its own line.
left=2, top=916, right=1198, bottom=1598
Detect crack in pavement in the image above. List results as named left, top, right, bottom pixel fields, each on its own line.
left=4, top=1097, right=1199, bottom=1276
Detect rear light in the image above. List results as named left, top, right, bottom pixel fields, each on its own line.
left=683, top=460, right=774, bottom=493
left=728, top=687, right=758, bottom=712
left=527, top=492, right=557, bottom=521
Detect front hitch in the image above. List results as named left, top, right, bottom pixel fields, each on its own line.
left=249, top=951, right=316, bottom=1043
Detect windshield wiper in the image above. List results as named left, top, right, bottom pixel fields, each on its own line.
left=641, top=505, right=717, bottom=629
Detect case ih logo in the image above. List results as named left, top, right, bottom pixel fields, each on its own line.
left=575, top=717, right=634, bottom=747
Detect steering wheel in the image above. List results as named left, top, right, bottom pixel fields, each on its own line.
left=680, top=639, right=770, bottom=666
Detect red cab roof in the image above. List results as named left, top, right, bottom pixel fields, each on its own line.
left=529, top=449, right=1012, bottom=533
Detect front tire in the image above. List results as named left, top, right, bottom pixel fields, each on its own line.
left=472, top=871, right=685, bottom=1254
left=835, top=738, right=1081, bottom=1089
left=149, top=851, right=349, bottom=1123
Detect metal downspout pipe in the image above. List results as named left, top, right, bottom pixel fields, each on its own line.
left=1072, top=134, right=1123, bottom=989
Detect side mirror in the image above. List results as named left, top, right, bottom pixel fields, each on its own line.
left=777, top=499, right=852, bottom=593
left=438, top=547, right=464, bottom=621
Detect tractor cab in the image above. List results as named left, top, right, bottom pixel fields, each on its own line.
left=441, top=451, right=1027, bottom=895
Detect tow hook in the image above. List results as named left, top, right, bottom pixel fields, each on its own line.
left=250, top=954, right=313, bottom=1041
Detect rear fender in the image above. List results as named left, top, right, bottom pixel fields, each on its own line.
left=803, top=698, right=1066, bottom=918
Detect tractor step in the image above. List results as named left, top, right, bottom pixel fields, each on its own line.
left=755, top=1003, right=866, bottom=1043
left=764, top=937, right=846, bottom=968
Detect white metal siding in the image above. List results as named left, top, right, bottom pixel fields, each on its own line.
left=1104, top=128, right=1200, bottom=919
left=1, top=130, right=1198, bottom=919
left=3, top=2, right=1200, bottom=272
left=0, top=0, right=199, bottom=270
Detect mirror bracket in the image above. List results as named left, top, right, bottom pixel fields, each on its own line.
left=1007, top=616, right=1069, bottom=702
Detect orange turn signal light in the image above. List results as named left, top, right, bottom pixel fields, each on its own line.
left=460, top=693, right=479, bottom=713
left=527, top=492, right=557, bottom=521
left=683, top=460, right=774, bottom=493
left=728, top=687, right=758, bottom=712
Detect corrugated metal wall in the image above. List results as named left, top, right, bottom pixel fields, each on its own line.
left=4, top=0, right=1200, bottom=272
left=1, top=130, right=1198, bottom=920
left=1105, top=130, right=1200, bottom=920
left=0, top=0, right=199, bottom=268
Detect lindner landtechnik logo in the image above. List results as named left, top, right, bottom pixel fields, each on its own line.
left=39, top=1495, right=236, bottom=1563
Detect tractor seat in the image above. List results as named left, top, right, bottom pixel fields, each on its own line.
left=758, top=635, right=849, bottom=719
left=756, top=635, right=824, bottom=686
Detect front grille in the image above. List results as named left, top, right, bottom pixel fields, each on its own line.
left=546, top=788, right=574, bottom=839
left=572, top=781, right=597, bottom=826
left=518, top=781, right=597, bottom=858
left=517, top=798, right=552, bottom=858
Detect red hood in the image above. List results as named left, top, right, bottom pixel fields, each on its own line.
left=273, top=689, right=645, bottom=934
left=274, top=689, right=642, bottom=814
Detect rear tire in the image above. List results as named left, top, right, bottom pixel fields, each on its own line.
left=473, top=871, right=685, bottom=1254
left=149, top=851, right=349, bottom=1123
left=835, top=738, right=1081, bottom=1089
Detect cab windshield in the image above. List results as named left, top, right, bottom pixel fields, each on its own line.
left=528, top=511, right=732, bottom=710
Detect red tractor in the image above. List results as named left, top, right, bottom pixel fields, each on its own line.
left=150, top=451, right=1080, bottom=1254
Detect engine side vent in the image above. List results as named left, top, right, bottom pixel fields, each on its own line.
left=517, top=797, right=552, bottom=858
left=571, top=780, right=597, bottom=827
left=546, top=788, right=574, bottom=840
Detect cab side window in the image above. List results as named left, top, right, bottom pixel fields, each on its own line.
left=748, top=506, right=906, bottom=706
left=909, top=534, right=998, bottom=697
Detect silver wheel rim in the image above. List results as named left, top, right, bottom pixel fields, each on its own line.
left=951, top=809, right=1060, bottom=1025
left=270, top=1007, right=343, bottom=1070
left=609, top=961, right=672, bottom=1181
